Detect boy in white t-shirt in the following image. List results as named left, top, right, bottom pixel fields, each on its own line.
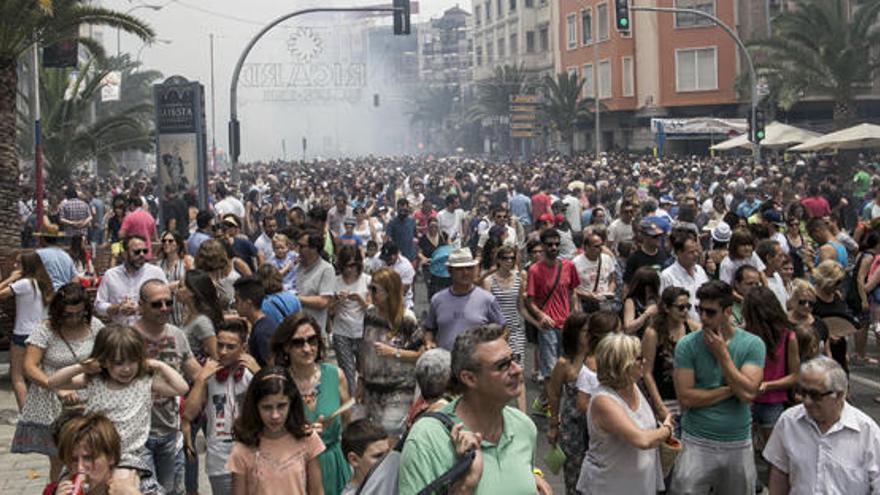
left=183, top=320, right=259, bottom=495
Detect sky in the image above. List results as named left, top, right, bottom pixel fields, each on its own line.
left=100, top=0, right=468, bottom=160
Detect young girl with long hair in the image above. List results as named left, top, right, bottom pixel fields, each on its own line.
left=47, top=324, right=189, bottom=484
left=622, top=266, right=660, bottom=337
left=0, top=252, right=54, bottom=410
left=179, top=269, right=223, bottom=361
left=227, top=367, right=325, bottom=495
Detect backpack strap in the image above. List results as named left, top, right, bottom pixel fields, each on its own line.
left=415, top=412, right=477, bottom=495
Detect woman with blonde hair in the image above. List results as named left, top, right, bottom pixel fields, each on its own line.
left=787, top=279, right=826, bottom=362
left=811, top=260, right=854, bottom=373
left=576, top=333, right=670, bottom=494
left=357, top=267, right=423, bottom=437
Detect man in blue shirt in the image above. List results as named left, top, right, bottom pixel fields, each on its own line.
left=736, top=186, right=762, bottom=218
left=385, top=198, right=417, bottom=262
left=509, top=183, right=532, bottom=229
left=187, top=210, right=214, bottom=257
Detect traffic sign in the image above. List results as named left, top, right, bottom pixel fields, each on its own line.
left=510, top=113, right=536, bottom=122
left=511, top=122, right=535, bottom=130
left=511, top=95, right=538, bottom=104
left=511, top=130, right=535, bottom=138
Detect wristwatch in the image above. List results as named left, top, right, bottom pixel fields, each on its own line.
left=395, top=348, right=401, bottom=360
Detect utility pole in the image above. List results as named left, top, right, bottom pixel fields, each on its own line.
left=631, top=5, right=761, bottom=163
left=210, top=33, right=217, bottom=172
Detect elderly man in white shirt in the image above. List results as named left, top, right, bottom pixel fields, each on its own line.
left=659, top=231, right=708, bottom=322
left=94, top=235, right=167, bottom=325
left=763, top=356, right=880, bottom=495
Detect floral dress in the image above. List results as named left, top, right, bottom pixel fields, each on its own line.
left=359, top=308, right=422, bottom=436
left=558, top=380, right=587, bottom=495
left=11, top=318, right=102, bottom=456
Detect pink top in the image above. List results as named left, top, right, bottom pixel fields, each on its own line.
left=119, top=210, right=157, bottom=258
left=755, top=329, right=795, bottom=404
left=226, top=431, right=325, bottom=495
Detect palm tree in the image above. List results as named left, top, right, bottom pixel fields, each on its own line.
left=747, top=0, right=880, bottom=129
left=540, top=72, right=598, bottom=153
left=408, top=85, right=458, bottom=151
left=0, top=0, right=153, bottom=249
left=471, top=64, right=532, bottom=154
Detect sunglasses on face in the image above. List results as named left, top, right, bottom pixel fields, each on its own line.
left=489, top=353, right=521, bottom=373
left=289, top=335, right=320, bottom=349
left=696, top=305, right=720, bottom=317
left=798, top=299, right=815, bottom=308
left=149, top=299, right=174, bottom=309
left=131, top=248, right=148, bottom=255
left=794, top=386, right=836, bottom=402
left=162, top=238, right=175, bottom=244
left=675, top=303, right=692, bottom=312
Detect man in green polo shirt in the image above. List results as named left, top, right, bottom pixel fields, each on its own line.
left=671, top=280, right=766, bottom=495
left=398, top=324, right=550, bottom=495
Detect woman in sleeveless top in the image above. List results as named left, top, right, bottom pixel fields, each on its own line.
left=157, top=231, right=194, bottom=326
left=482, top=245, right=527, bottom=411
left=577, top=334, right=671, bottom=495
left=641, top=287, right=699, bottom=420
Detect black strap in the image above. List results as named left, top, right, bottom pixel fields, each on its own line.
left=593, top=255, right=602, bottom=293
left=416, top=412, right=477, bottom=495
left=538, top=262, right=562, bottom=310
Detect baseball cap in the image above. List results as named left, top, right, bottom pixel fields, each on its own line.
left=640, top=220, right=663, bottom=237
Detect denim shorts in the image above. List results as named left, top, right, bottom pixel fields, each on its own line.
left=752, top=402, right=785, bottom=428
left=11, top=334, right=28, bottom=347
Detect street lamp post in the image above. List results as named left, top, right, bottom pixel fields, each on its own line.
left=630, top=5, right=761, bottom=163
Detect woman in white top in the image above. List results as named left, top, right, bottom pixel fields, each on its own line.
left=577, top=333, right=672, bottom=495
left=330, top=245, right=371, bottom=396
left=353, top=205, right=380, bottom=246
left=0, top=252, right=54, bottom=410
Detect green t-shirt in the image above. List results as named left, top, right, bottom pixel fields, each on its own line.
left=398, top=399, right=537, bottom=495
left=674, top=328, right=766, bottom=442
left=854, top=171, right=872, bottom=199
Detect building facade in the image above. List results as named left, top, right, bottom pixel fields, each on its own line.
left=471, top=0, right=558, bottom=81
left=418, top=6, right=474, bottom=94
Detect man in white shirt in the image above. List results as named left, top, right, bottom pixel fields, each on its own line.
left=659, top=230, right=709, bottom=322
left=436, top=194, right=466, bottom=247
left=607, top=200, right=636, bottom=250
left=213, top=183, right=244, bottom=220
left=94, top=235, right=167, bottom=325
left=562, top=186, right=583, bottom=233
left=572, top=233, right=616, bottom=312
left=253, top=216, right=277, bottom=262
left=763, top=356, right=880, bottom=494
left=756, top=239, right=789, bottom=310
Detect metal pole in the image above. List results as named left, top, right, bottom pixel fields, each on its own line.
left=210, top=33, right=217, bottom=173
left=631, top=6, right=760, bottom=163
left=228, top=6, right=399, bottom=181
left=32, top=42, right=43, bottom=237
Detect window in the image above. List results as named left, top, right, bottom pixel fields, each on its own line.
left=526, top=30, right=536, bottom=53
left=567, top=67, right=578, bottom=83
left=676, top=47, right=717, bottom=91
left=475, top=5, right=482, bottom=26
left=622, top=56, right=634, bottom=96
left=566, top=14, right=577, bottom=49
left=510, top=33, right=518, bottom=56
left=598, top=59, right=612, bottom=98
left=582, top=63, right=594, bottom=97
left=476, top=46, right=483, bottom=66
left=674, top=0, right=715, bottom=28
left=510, top=0, right=517, bottom=12
left=486, top=1, right=491, bottom=22
left=539, top=25, right=549, bottom=52
left=525, top=0, right=534, bottom=7
left=581, top=9, right=592, bottom=45
left=596, top=3, right=609, bottom=40
left=498, top=37, right=505, bottom=59
left=486, top=43, right=494, bottom=63
left=497, top=0, right=504, bottom=18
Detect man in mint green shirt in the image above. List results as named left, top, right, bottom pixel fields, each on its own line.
left=398, top=324, right=550, bottom=495
left=671, top=280, right=765, bottom=495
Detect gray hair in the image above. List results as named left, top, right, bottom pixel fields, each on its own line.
left=450, top=324, right=506, bottom=394
left=415, top=348, right=451, bottom=400
left=800, top=355, right=848, bottom=394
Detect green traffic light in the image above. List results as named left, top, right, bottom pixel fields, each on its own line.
left=620, top=18, right=629, bottom=27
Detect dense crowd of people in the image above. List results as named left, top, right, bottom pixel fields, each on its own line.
left=5, top=151, right=880, bottom=494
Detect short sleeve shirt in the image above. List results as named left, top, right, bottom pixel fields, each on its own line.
left=204, top=370, right=254, bottom=476
left=10, top=279, right=46, bottom=336
left=226, top=432, right=325, bottom=495
left=576, top=364, right=599, bottom=395
left=296, top=259, right=336, bottom=331
left=143, top=324, right=194, bottom=437
left=674, top=328, right=766, bottom=442
left=424, top=287, right=506, bottom=350
left=527, top=260, right=580, bottom=329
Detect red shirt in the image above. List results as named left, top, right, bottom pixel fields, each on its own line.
left=413, top=209, right=438, bottom=236
left=800, top=196, right=831, bottom=219
left=531, top=193, right=551, bottom=221
left=528, top=259, right=580, bottom=328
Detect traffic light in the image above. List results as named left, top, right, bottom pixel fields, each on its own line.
left=393, top=0, right=411, bottom=35
left=373, top=94, right=380, bottom=107
left=753, top=107, right=766, bottom=143
left=614, top=0, right=631, bottom=32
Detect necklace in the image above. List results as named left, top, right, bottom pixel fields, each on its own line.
left=292, top=364, right=321, bottom=407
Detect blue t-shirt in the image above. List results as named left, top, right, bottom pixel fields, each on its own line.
left=425, top=287, right=505, bottom=350
left=36, top=247, right=77, bottom=290
left=674, top=328, right=766, bottom=442
left=248, top=316, right=279, bottom=367
left=261, top=292, right=302, bottom=325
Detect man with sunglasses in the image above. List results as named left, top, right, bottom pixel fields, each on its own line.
left=399, top=324, right=551, bottom=495
left=135, top=279, right=202, bottom=495
left=94, top=235, right=167, bottom=325
left=763, top=355, right=880, bottom=494
left=671, top=280, right=766, bottom=495
left=623, top=220, right=669, bottom=285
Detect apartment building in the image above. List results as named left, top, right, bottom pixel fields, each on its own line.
left=417, top=6, right=474, bottom=94
left=471, top=0, right=557, bottom=81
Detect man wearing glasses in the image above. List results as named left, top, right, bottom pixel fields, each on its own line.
left=763, top=356, right=880, bottom=494
left=94, top=235, right=167, bottom=325
left=398, top=324, right=551, bottom=495
left=135, top=279, right=202, bottom=494
left=671, top=280, right=765, bottom=495
left=572, top=233, right=616, bottom=314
